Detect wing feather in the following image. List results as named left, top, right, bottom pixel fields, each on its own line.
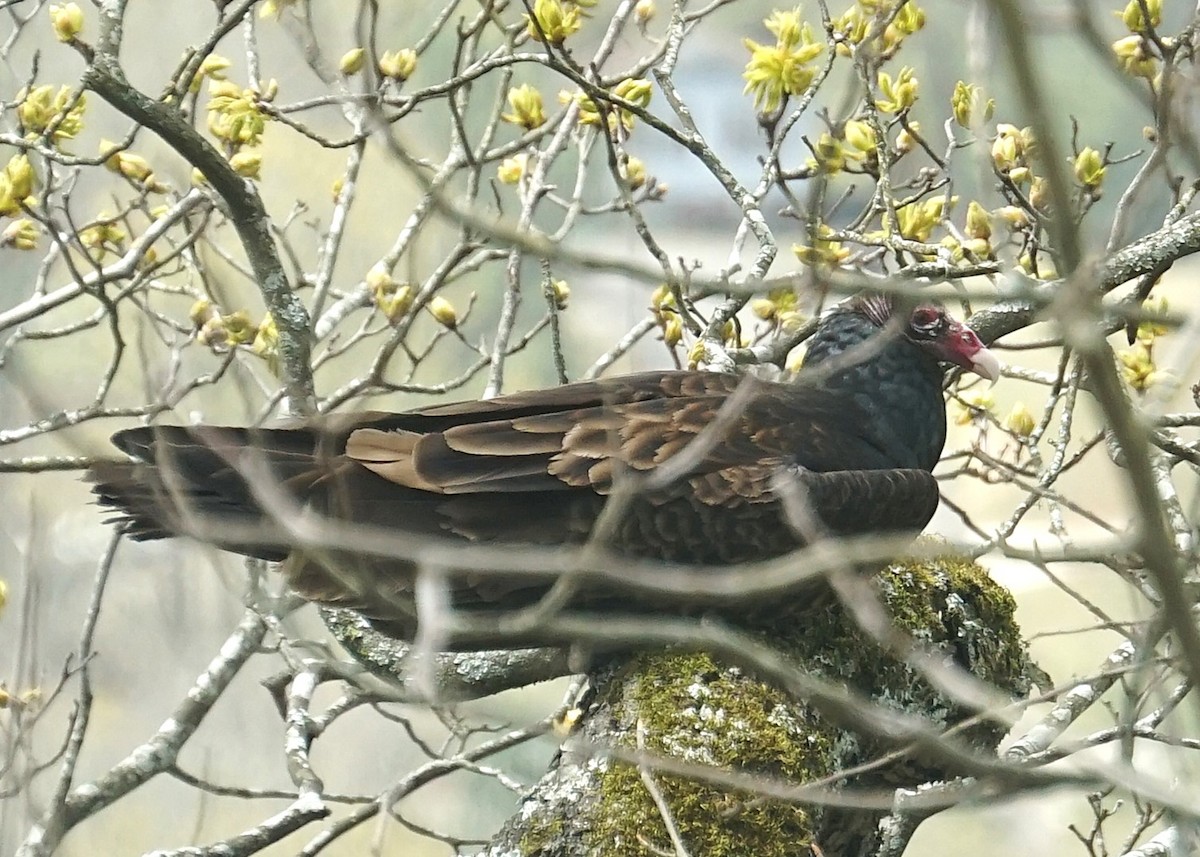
left=341, top=370, right=904, bottom=506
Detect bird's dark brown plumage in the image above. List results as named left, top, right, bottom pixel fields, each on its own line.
left=88, top=294, right=999, bottom=645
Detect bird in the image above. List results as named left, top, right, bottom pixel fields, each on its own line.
left=89, top=293, right=999, bottom=647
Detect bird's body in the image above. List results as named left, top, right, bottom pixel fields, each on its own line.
left=90, top=294, right=999, bottom=645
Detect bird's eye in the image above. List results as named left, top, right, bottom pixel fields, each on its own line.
left=910, top=306, right=943, bottom=330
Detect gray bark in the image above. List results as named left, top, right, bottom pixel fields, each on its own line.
left=475, top=554, right=1038, bottom=857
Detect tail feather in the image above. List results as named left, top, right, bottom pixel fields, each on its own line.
left=89, top=425, right=331, bottom=561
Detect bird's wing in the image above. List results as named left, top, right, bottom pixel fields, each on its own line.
left=344, top=370, right=901, bottom=505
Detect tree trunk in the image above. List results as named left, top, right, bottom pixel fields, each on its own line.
left=477, top=554, right=1037, bottom=857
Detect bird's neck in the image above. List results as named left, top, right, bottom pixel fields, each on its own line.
left=803, top=310, right=947, bottom=470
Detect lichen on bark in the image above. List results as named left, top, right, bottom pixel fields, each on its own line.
left=482, top=553, right=1037, bottom=857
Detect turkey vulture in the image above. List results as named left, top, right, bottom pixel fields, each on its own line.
left=89, top=293, right=999, bottom=645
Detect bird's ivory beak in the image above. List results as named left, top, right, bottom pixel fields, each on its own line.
left=970, top=346, right=1002, bottom=383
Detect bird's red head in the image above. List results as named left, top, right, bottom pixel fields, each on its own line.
left=903, top=304, right=1001, bottom=381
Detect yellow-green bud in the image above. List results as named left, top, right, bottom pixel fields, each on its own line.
left=429, top=295, right=459, bottom=328
left=5, top=154, right=35, bottom=202
left=623, top=156, right=646, bottom=189
left=188, top=299, right=215, bottom=327
left=634, top=0, right=656, bottom=25
left=991, top=125, right=1022, bottom=171
left=1119, top=342, right=1158, bottom=391
left=951, top=80, right=985, bottom=129
left=965, top=200, right=991, bottom=240
left=223, top=310, right=257, bottom=345
left=1029, top=177, right=1049, bottom=206
left=208, top=79, right=241, bottom=100
left=813, top=132, right=846, bottom=173
left=953, top=390, right=995, bottom=426
left=366, top=262, right=395, bottom=291
left=99, top=138, right=121, bottom=171
left=0, top=180, right=20, bottom=219
left=119, top=152, right=154, bottom=183
left=370, top=266, right=414, bottom=323
left=340, top=48, right=366, bottom=75
left=1, top=218, right=38, bottom=250
left=962, top=237, right=991, bottom=258
left=751, top=298, right=777, bottom=320
left=896, top=196, right=954, bottom=242
left=894, top=3, right=925, bottom=34
left=875, top=66, right=918, bottom=114
left=777, top=309, right=805, bottom=332
left=661, top=314, right=683, bottom=347
left=259, top=0, right=299, bottom=18
left=229, top=150, right=262, bottom=179
left=379, top=49, right=418, bottom=81
left=793, top=233, right=849, bottom=267
left=548, top=279, right=570, bottom=309
left=49, top=3, right=83, bottom=42
left=199, top=309, right=256, bottom=347
left=1074, top=146, right=1105, bottom=188
left=375, top=282, right=413, bottom=323
left=843, top=119, right=876, bottom=153
left=1005, top=402, right=1036, bottom=437
left=137, top=246, right=159, bottom=271
left=497, top=154, right=528, bottom=184
left=527, top=0, right=582, bottom=44
left=1121, top=0, right=1161, bottom=32
left=1136, top=295, right=1170, bottom=344
left=613, top=77, right=653, bottom=108
left=198, top=55, right=231, bottom=80
left=100, top=141, right=154, bottom=184
left=190, top=54, right=232, bottom=93
left=17, top=85, right=86, bottom=142
left=253, top=313, right=278, bottom=358
left=1112, top=35, right=1158, bottom=78
left=501, top=84, right=547, bottom=130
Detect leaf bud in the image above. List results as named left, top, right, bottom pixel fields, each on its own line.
left=1, top=218, right=38, bottom=250
left=1005, top=402, right=1036, bottom=437
left=661, top=314, right=682, bottom=347
left=340, top=48, right=366, bottom=75
left=501, top=84, right=547, bottom=130
left=429, top=295, right=459, bottom=328
left=379, top=49, right=418, bottom=81
left=49, top=3, right=83, bottom=42
left=229, top=150, right=262, bottom=179
left=527, top=0, right=582, bottom=44
left=1073, top=146, right=1105, bottom=188
left=548, top=279, right=570, bottom=309
left=965, top=200, right=992, bottom=240
left=497, top=154, right=528, bottom=184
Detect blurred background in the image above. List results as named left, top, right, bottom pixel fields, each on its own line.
left=1, top=0, right=1196, bottom=854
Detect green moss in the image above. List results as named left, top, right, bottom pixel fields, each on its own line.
left=581, top=553, right=1033, bottom=857
left=519, top=815, right=565, bottom=856
left=589, top=651, right=829, bottom=856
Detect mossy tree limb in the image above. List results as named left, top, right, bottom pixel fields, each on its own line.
left=480, top=554, right=1037, bottom=857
